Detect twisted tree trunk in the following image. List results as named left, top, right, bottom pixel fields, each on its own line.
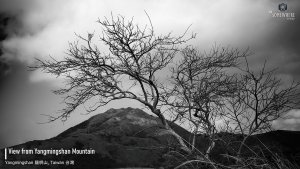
left=154, top=109, right=191, bottom=153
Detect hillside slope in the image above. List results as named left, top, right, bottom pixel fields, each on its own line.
left=0, top=107, right=189, bottom=168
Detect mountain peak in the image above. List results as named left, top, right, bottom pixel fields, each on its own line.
left=1, top=108, right=182, bottom=168
left=56, top=107, right=162, bottom=138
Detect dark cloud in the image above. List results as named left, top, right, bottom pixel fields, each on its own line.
left=0, top=59, right=67, bottom=149
left=248, top=1, right=300, bottom=81
left=0, top=58, right=10, bottom=79
left=267, top=20, right=300, bottom=77
left=0, top=5, right=28, bottom=82
left=0, top=13, right=11, bottom=81
left=0, top=10, right=62, bottom=147
left=0, top=0, right=30, bottom=36
left=275, top=18, right=300, bottom=79
left=0, top=60, right=31, bottom=123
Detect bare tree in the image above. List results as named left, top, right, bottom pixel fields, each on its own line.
left=32, top=14, right=194, bottom=151
left=223, top=58, right=300, bottom=157
left=161, top=46, right=247, bottom=157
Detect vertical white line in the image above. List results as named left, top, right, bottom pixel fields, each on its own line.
left=4, top=148, right=7, bottom=160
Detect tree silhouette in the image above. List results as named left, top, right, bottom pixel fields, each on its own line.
left=33, top=14, right=194, bottom=151
left=223, top=58, right=300, bottom=157
left=161, top=45, right=247, bottom=157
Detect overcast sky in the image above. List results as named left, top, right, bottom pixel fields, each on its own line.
left=0, top=0, right=299, bottom=148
